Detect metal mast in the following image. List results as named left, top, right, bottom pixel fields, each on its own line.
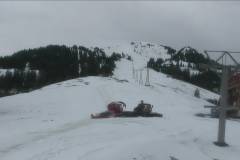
left=145, top=67, right=150, bottom=86
left=204, top=50, right=240, bottom=146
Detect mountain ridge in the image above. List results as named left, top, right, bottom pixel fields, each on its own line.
left=0, top=42, right=219, bottom=97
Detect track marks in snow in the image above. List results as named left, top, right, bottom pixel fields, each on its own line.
left=0, top=118, right=94, bottom=157
left=77, top=146, right=110, bottom=160
left=132, top=154, right=155, bottom=160
left=169, top=156, right=179, bottom=160
left=0, top=143, right=24, bottom=155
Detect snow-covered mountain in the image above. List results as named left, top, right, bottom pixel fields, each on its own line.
left=102, top=41, right=170, bottom=58
left=0, top=42, right=239, bottom=160
left=90, top=41, right=171, bottom=69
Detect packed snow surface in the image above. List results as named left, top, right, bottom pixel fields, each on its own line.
left=0, top=42, right=240, bottom=160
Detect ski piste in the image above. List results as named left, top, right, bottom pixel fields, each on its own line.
left=2, top=42, right=239, bottom=160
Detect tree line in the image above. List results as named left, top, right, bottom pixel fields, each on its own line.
left=0, top=45, right=123, bottom=96
left=147, top=47, right=221, bottom=92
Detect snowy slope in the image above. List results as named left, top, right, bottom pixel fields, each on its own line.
left=93, top=41, right=170, bottom=70
left=102, top=42, right=170, bottom=59
left=0, top=42, right=240, bottom=160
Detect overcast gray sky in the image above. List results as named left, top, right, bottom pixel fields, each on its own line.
left=0, top=1, right=240, bottom=57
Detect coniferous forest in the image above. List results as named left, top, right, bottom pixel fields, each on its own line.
left=0, top=45, right=122, bottom=96
left=147, top=47, right=221, bottom=92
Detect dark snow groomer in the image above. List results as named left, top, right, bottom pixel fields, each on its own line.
left=116, top=100, right=162, bottom=117
left=134, top=100, right=153, bottom=114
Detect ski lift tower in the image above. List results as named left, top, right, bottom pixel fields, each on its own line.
left=145, top=66, right=150, bottom=86
left=77, top=52, right=81, bottom=76
left=139, top=69, right=143, bottom=85
left=204, top=50, right=240, bottom=147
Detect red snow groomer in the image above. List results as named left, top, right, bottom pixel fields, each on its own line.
left=107, top=101, right=126, bottom=114
left=91, top=101, right=126, bottom=118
